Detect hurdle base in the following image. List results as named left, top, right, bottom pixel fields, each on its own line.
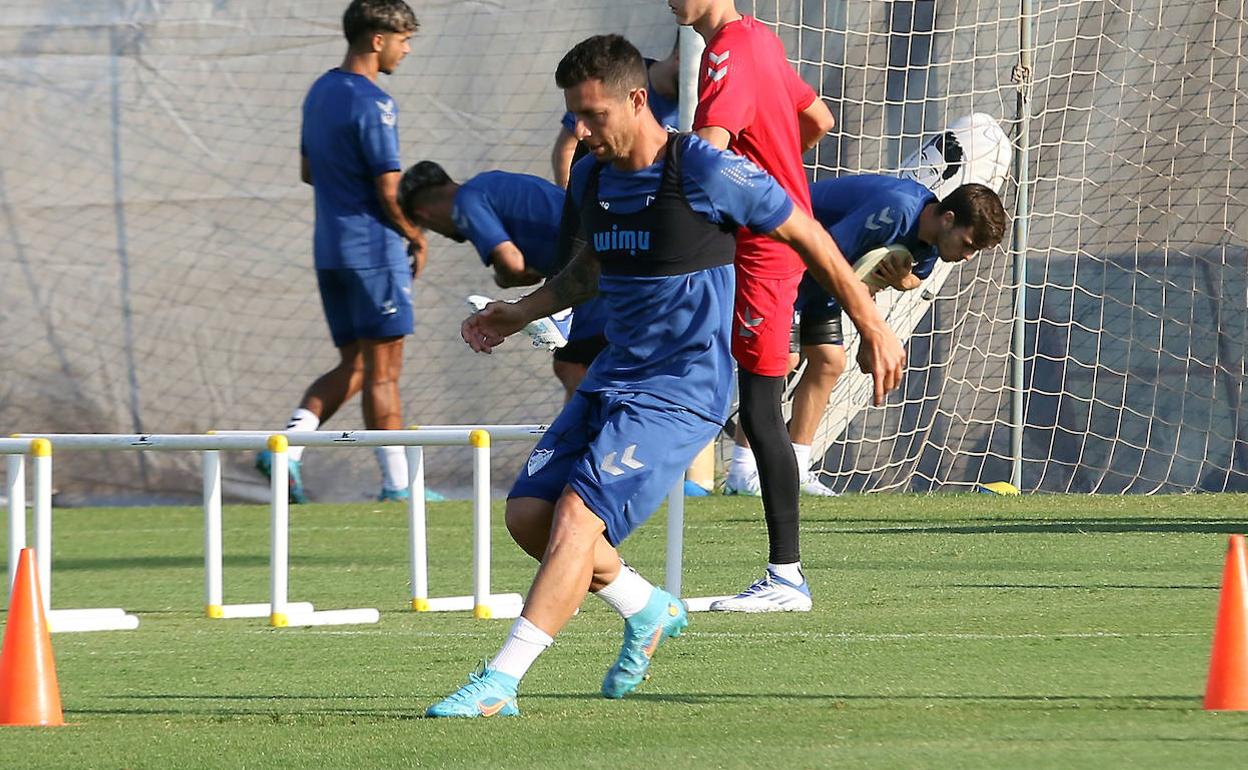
left=272, top=607, right=380, bottom=627
left=211, top=601, right=315, bottom=619
left=48, top=607, right=140, bottom=633
left=681, top=595, right=738, bottom=613
left=412, top=593, right=524, bottom=618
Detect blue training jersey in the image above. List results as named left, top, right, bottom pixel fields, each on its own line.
left=302, top=69, right=406, bottom=270
left=452, top=171, right=565, bottom=276
left=566, top=134, right=793, bottom=422
left=800, top=175, right=939, bottom=306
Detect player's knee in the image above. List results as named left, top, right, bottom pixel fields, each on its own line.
left=549, top=492, right=604, bottom=547
left=804, top=344, right=846, bottom=382
left=504, top=501, right=551, bottom=558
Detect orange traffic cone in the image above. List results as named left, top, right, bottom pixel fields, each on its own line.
left=1204, top=534, right=1248, bottom=710
left=0, top=548, right=64, bottom=726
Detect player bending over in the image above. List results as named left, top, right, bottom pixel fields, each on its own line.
left=778, top=177, right=1008, bottom=503
left=399, top=163, right=608, bottom=400
left=426, top=34, right=902, bottom=718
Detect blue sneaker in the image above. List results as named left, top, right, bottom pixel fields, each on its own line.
left=377, top=487, right=446, bottom=502
left=378, top=487, right=409, bottom=502
left=255, top=450, right=308, bottom=504
left=602, top=588, right=688, bottom=699
left=426, top=664, right=520, bottom=718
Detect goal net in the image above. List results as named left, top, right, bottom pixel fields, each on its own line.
left=0, top=1, right=1243, bottom=500
left=752, top=0, right=1248, bottom=493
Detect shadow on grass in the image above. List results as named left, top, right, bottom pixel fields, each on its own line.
left=790, top=518, right=1248, bottom=536
left=949, top=583, right=1215, bottom=591
left=75, top=691, right=1208, bottom=720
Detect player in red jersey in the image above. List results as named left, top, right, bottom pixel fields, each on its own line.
left=670, top=0, right=906, bottom=611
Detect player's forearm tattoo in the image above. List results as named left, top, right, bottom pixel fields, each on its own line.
left=547, top=245, right=600, bottom=308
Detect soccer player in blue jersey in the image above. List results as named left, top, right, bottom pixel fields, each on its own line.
left=255, top=0, right=425, bottom=503
left=425, top=34, right=903, bottom=718
left=783, top=176, right=1007, bottom=496
left=551, top=37, right=681, bottom=187
left=398, top=163, right=609, bottom=400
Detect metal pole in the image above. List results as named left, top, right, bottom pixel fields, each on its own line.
left=470, top=431, right=491, bottom=619
left=407, top=446, right=429, bottom=610
left=1010, top=0, right=1035, bottom=489
left=665, top=479, right=685, bottom=597
left=7, top=454, right=25, bottom=591
left=32, top=439, right=52, bottom=613
left=203, top=450, right=223, bottom=617
left=268, top=435, right=290, bottom=627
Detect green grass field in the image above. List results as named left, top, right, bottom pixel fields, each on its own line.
left=3, top=494, right=1248, bottom=768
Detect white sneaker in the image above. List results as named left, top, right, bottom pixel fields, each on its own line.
left=800, top=473, right=839, bottom=497
left=709, top=570, right=813, bottom=613
left=722, top=469, right=761, bottom=496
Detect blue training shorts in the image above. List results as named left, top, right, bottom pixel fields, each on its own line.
left=510, top=391, right=721, bottom=546
left=316, top=265, right=414, bottom=348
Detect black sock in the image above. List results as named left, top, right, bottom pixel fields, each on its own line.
left=737, top=369, right=800, bottom=564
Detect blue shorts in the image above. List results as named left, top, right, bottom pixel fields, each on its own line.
left=510, top=391, right=721, bottom=546
left=317, top=265, right=414, bottom=348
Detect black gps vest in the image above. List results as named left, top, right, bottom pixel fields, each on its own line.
left=579, top=133, right=737, bottom=277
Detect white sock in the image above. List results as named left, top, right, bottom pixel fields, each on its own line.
left=769, top=561, right=804, bottom=584
left=488, top=616, right=553, bottom=680
left=594, top=563, right=655, bottom=619
left=730, top=444, right=757, bottom=477
left=284, top=408, right=319, bottom=462
left=375, top=446, right=408, bottom=491
left=792, top=442, right=812, bottom=475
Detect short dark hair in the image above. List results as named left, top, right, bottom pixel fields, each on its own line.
left=399, top=161, right=454, bottom=218
left=555, top=35, right=647, bottom=95
left=938, top=183, right=1008, bottom=250
left=342, top=0, right=418, bottom=46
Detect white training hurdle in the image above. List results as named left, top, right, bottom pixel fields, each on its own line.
left=211, top=427, right=539, bottom=621
left=13, top=431, right=380, bottom=628
left=2, top=437, right=139, bottom=633
left=10, top=423, right=728, bottom=625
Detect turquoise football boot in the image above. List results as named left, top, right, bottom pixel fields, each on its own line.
left=601, top=588, right=688, bottom=699
left=254, top=450, right=308, bottom=504
left=426, top=664, right=520, bottom=718
left=377, top=487, right=446, bottom=502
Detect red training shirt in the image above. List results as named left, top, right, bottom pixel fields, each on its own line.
left=694, top=16, right=818, bottom=279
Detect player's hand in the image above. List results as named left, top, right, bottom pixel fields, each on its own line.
left=855, top=323, right=907, bottom=406
left=407, top=228, right=428, bottom=278
left=870, top=252, right=914, bottom=291
left=461, top=301, right=526, bottom=354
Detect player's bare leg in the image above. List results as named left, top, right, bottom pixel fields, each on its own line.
left=360, top=336, right=411, bottom=499
left=256, top=342, right=364, bottom=503
left=298, top=341, right=365, bottom=423
left=788, top=342, right=845, bottom=497
left=552, top=359, right=588, bottom=403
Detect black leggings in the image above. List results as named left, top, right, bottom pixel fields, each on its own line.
left=737, top=369, right=800, bottom=564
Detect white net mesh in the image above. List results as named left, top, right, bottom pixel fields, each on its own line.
left=755, top=0, right=1248, bottom=493
left=0, top=0, right=680, bottom=501
left=1, top=1, right=1244, bottom=500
